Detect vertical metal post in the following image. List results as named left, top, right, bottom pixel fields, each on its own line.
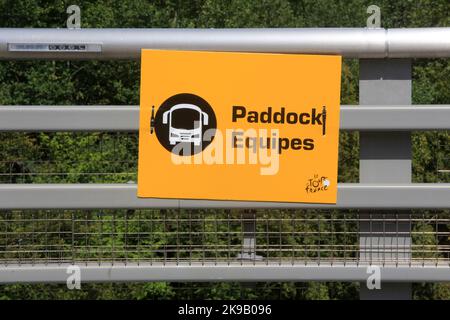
left=359, top=59, right=412, bottom=300
left=237, top=210, right=262, bottom=297
left=237, top=210, right=262, bottom=261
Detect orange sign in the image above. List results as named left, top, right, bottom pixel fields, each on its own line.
left=138, top=50, right=341, bottom=203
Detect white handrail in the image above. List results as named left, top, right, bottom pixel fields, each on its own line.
left=0, top=28, right=449, bottom=59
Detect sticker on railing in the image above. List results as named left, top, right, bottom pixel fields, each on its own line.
left=8, top=43, right=102, bottom=52
left=138, top=50, right=342, bottom=204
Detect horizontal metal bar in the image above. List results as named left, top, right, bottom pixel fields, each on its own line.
left=0, top=105, right=138, bottom=131
left=0, top=105, right=449, bottom=131
left=0, top=183, right=448, bottom=210
left=340, top=105, right=450, bottom=131
left=0, top=28, right=449, bottom=59
left=1, top=262, right=449, bottom=283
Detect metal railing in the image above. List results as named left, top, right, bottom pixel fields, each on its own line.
left=1, top=28, right=449, bottom=59
left=0, top=28, right=449, bottom=298
left=0, top=105, right=449, bottom=131
left=0, top=211, right=449, bottom=283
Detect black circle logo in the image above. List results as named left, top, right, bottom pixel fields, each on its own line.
left=154, top=93, right=217, bottom=156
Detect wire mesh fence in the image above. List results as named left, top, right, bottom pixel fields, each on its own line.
left=0, top=210, right=449, bottom=266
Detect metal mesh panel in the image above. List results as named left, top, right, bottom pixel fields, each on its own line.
left=0, top=210, right=449, bottom=266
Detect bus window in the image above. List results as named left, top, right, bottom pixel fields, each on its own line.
left=171, top=109, right=201, bottom=130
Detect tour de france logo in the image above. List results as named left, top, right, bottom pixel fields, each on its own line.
left=305, top=174, right=330, bottom=194
left=151, top=93, right=217, bottom=156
